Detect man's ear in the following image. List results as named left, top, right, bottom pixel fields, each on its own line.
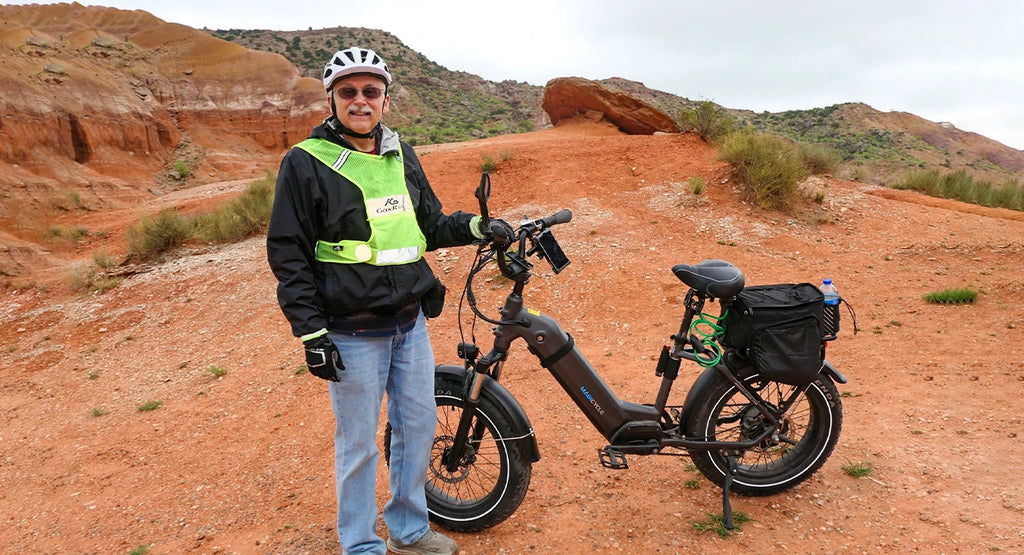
left=382, top=94, right=390, bottom=115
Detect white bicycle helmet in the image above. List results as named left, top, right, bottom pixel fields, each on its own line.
left=322, top=47, right=392, bottom=92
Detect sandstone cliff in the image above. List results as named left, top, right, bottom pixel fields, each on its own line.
left=0, top=3, right=324, bottom=259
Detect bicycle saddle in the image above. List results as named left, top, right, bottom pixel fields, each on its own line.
left=671, top=259, right=745, bottom=299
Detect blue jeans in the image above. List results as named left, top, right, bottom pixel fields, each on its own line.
left=326, top=312, right=436, bottom=554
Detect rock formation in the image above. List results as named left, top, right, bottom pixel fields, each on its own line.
left=0, top=3, right=325, bottom=235
left=541, top=77, right=680, bottom=135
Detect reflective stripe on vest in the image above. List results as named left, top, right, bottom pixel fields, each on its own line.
left=294, top=138, right=426, bottom=266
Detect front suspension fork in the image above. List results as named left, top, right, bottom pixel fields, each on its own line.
left=443, top=354, right=504, bottom=472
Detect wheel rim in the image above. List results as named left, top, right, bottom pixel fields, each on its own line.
left=427, top=395, right=511, bottom=520
left=703, top=377, right=834, bottom=488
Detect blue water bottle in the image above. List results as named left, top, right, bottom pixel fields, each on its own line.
left=820, top=279, right=840, bottom=339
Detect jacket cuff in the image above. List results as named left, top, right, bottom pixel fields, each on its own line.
left=299, top=328, right=328, bottom=342
left=469, top=215, right=485, bottom=239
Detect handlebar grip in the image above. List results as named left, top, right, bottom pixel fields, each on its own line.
left=489, top=220, right=512, bottom=242
left=540, top=209, right=572, bottom=229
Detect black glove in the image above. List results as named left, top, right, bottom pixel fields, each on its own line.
left=484, top=218, right=515, bottom=244
left=303, top=334, right=343, bottom=381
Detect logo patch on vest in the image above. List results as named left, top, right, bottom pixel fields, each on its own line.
left=366, top=195, right=411, bottom=216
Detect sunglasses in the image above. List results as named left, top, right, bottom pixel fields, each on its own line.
left=335, top=86, right=384, bottom=100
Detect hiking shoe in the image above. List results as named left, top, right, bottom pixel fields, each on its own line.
left=386, top=528, right=457, bottom=555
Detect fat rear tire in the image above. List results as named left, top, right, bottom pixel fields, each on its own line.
left=686, top=374, right=842, bottom=495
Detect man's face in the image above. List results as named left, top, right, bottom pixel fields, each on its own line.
left=329, top=74, right=390, bottom=135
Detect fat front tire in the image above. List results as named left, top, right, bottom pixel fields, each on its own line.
left=686, top=374, right=842, bottom=495
left=385, top=374, right=532, bottom=532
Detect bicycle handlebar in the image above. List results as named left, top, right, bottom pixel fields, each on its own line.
left=536, top=208, right=573, bottom=230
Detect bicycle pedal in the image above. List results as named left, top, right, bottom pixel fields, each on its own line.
left=598, top=447, right=629, bottom=470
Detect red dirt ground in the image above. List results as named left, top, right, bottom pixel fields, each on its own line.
left=2, top=121, right=1023, bottom=553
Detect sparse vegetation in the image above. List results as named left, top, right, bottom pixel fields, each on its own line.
left=127, top=175, right=276, bottom=260
left=690, top=511, right=752, bottom=538
left=208, top=28, right=542, bottom=146
left=687, top=176, right=706, bottom=195
left=206, top=365, right=227, bottom=378
left=681, top=100, right=733, bottom=143
left=841, top=460, right=874, bottom=478
left=924, top=288, right=978, bottom=304
left=126, top=209, right=192, bottom=260
left=718, top=130, right=809, bottom=211
left=797, top=142, right=843, bottom=175
left=173, top=159, right=192, bottom=179
left=45, top=225, right=89, bottom=243
left=478, top=149, right=515, bottom=173
left=895, top=169, right=1024, bottom=212
left=136, top=400, right=163, bottom=412
left=67, top=260, right=124, bottom=294
left=193, top=174, right=275, bottom=243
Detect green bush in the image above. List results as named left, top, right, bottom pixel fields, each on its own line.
left=681, top=100, right=733, bottom=143
left=194, top=174, right=275, bottom=243
left=797, top=143, right=843, bottom=175
left=686, top=176, right=706, bottom=195
left=479, top=154, right=499, bottom=173
left=127, top=209, right=192, bottom=260
left=67, top=261, right=123, bottom=294
left=924, top=288, right=977, bottom=304
left=128, top=176, right=276, bottom=260
left=173, top=159, right=191, bottom=178
left=719, top=130, right=809, bottom=210
left=477, top=150, right=514, bottom=173
left=895, top=169, right=1023, bottom=212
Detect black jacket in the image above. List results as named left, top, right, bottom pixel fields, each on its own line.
left=267, top=119, right=477, bottom=337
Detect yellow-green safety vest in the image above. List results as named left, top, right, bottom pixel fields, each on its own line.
left=293, top=138, right=427, bottom=266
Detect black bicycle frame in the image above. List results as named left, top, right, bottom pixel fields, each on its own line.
left=445, top=284, right=792, bottom=469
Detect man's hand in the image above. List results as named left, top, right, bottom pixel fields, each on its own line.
left=303, top=334, right=343, bottom=381
left=484, top=218, right=515, bottom=244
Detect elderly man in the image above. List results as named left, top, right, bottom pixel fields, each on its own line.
left=267, top=46, right=494, bottom=555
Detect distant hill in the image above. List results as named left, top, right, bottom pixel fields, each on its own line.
left=211, top=26, right=1024, bottom=186
left=208, top=27, right=546, bottom=146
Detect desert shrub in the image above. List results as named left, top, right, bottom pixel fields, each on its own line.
left=127, top=209, right=192, bottom=260
left=895, top=170, right=1024, bottom=212
left=687, top=176, right=706, bottom=195
left=924, top=288, right=977, bottom=304
left=797, top=143, right=843, bottom=175
left=478, top=150, right=515, bottom=173
left=172, top=159, right=191, bottom=178
left=479, top=154, right=499, bottom=173
left=719, top=130, right=809, bottom=211
left=681, top=100, right=733, bottom=143
left=128, top=176, right=276, bottom=259
left=67, top=261, right=123, bottom=294
left=194, top=175, right=275, bottom=243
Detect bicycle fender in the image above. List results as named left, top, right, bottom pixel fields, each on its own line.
left=435, top=364, right=542, bottom=463
left=822, top=359, right=847, bottom=384
left=679, top=365, right=735, bottom=429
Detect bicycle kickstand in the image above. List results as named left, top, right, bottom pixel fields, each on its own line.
left=721, top=454, right=739, bottom=530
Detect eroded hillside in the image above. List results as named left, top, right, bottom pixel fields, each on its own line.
left=1, top=120, right=1023, bottom=553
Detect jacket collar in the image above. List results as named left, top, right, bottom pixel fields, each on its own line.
left=317, top=117, right=401, bottom=157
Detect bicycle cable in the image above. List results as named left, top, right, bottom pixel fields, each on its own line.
left=689, top=309, right=727, bottom=367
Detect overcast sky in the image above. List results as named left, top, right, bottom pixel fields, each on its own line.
left=13, top=0, right=1024, bottom=150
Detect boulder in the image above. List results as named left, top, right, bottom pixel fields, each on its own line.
left=542, top=77, right=679, bottom=135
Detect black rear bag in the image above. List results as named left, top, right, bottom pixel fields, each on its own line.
left=721, top=283, right=825, bottom=386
